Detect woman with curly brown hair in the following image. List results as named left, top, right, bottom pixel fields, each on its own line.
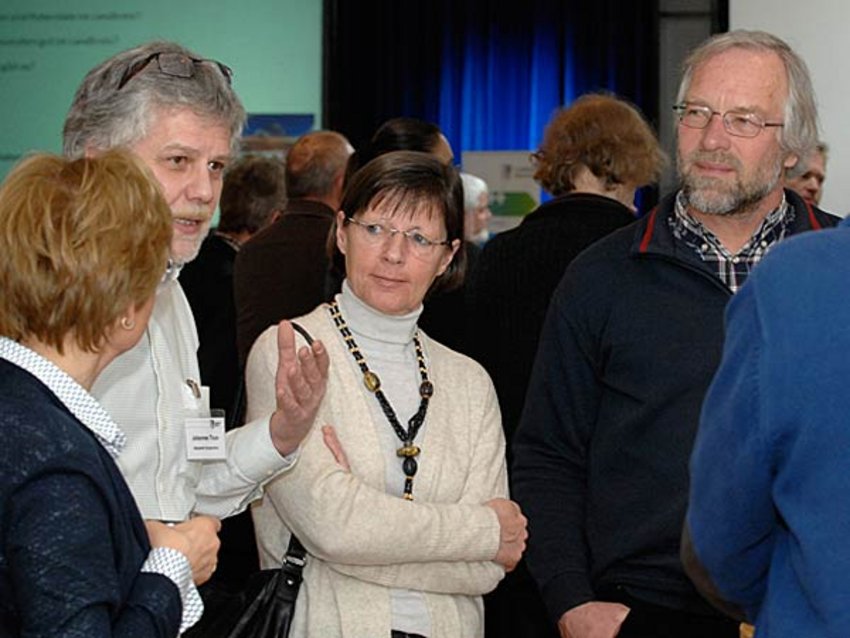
left=466, top=93, right=665, bottom=638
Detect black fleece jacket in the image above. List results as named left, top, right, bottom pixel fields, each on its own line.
left=511, top=189, right=837, bottom=624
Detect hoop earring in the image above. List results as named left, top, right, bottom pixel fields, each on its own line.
left=120, top=317, right=135, bottom=330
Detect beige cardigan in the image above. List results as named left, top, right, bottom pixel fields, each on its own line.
left=246, top=304, right=507, bottom=637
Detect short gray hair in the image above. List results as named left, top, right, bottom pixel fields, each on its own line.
left=460, top=172, right=488, bottom=211
left=676, top=30, right=818, bottom=160
left=63, top=40, right=246, bottom=158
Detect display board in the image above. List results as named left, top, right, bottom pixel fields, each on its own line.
left=462, top=151, right=540, bottom=234
left=0, top=0, right=321, bottom=178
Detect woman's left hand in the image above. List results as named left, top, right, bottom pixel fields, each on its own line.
left=269, top=320, right=330, bottom=456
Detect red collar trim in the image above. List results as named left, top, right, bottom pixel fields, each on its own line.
left=639, top=207, right=659, bottom=253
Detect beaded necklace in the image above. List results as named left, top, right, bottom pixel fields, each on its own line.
left=328, top=300, right=432, bottom=501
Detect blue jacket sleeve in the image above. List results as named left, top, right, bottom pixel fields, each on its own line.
left=686, top=279, right=777, bottom=621
left=7, top=468, right=183, bottom=637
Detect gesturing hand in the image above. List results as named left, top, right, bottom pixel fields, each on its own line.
left=269, top=320, right=330, bottom=456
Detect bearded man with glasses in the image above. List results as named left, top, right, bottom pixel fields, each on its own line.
left=512, top=30, right=838, bottom=638
left=61, top=41, right=329, bottom=628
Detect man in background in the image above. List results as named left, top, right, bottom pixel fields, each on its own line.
left=784, top=141, right=827, bottom=205
left=512, top=30, right=838, bottom=638
left=234, top=130, right=352, bottom=364
left=180, top=155, right=286, bottom=418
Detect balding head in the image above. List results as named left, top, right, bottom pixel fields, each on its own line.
left=285, top=131, right=353, bottom=206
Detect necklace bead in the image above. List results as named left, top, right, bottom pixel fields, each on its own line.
left=363, top=371, right=381, bottom=393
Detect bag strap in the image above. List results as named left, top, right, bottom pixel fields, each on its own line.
left=282, top=320, right=312, bottom=574
left=291, top=321, right=314, bottom=347
left=284, top=533, right=307, bottom=567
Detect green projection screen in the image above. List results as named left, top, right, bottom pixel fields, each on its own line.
left=0, top=0, right=321, bottom=178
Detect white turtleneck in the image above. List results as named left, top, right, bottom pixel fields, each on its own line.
left=335, top=280, right=431, bottom=636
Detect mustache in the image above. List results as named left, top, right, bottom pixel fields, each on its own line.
left=683, top=151, right=743, bottom=172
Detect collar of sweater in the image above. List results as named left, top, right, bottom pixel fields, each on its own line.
left=337, top=279, right=422, bottom=348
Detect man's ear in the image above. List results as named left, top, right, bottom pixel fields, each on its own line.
left=783, top=153, right=799, bottom=170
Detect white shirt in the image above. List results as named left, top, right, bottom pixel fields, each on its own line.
left=92, top=278, right=290, bottom=521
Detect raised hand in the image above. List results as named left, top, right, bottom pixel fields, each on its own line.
left=269, top=320, right=330, bottom=456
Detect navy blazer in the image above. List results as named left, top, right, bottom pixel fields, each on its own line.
left=0, top=360, right=182, bottom=637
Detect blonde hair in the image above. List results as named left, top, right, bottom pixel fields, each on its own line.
left=534, top=93, right=666, bottom=197
left=0, top=150, right=172, bottom=353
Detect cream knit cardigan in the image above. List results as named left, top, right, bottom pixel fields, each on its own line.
left=246, top=304, right=507, bottom=637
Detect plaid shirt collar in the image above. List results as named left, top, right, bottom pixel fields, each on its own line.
left=0, top=337, right=126, bottom=458
left=670, top=191, right=794, bottom=293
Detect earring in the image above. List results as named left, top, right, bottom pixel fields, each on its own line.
left=120, top=316, right=135, bottom=330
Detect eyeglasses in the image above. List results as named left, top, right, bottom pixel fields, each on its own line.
left=673, top=103, right=784, bottom=138
left=117, top=51, right=233, bottom=91
left=345, top=217, right=452, bottom=258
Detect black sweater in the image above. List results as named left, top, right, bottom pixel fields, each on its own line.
left=466, top=193, right=637, bottom=454
left=511, top=190, right=837, bottom=623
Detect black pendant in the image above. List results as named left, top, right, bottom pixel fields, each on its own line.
left=419, top=380, right=434, bottom=399
left=402, top=455, right=418, bottom=477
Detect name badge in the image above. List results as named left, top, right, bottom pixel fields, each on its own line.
left=185, top=409, right=226, bottom=460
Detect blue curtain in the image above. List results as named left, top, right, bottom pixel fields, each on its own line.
left=324, top=0, right=658, bottom=157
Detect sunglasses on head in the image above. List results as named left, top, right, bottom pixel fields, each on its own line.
left=117, top=51, right=233, bottom=91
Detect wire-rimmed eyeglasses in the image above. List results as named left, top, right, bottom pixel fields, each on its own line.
left=673, top=103, right=784, bottom=138
left=117, top=51, right=233, bottom=91
left=345, top=217, right=452, bottom=258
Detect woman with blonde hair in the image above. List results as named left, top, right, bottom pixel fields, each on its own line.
left=0, top=150, right=217, bottom=636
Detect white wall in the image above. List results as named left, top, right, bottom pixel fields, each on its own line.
left=731, top=3, right=848, bottom=215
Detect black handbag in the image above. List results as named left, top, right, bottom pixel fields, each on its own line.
left=225, top=321, right=315, bottom=638
left=224, top=534, right=307, bottom=638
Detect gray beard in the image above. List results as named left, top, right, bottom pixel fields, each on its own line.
left=682, top=175, right=777, bottom=217
left=678, top=154, right=783, bottom=217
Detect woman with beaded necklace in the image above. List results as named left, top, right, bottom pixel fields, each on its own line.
left=245, top=150, right=527, bottom=638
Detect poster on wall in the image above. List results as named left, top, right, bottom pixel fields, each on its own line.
left=241, top=113, right=315, bottom=160
left=461, top=151, right=540, bottom=234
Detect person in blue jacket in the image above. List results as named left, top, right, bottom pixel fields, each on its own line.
left=0, top=150, right=218, bottom=637
left=685, top=215, right=850, bottom=637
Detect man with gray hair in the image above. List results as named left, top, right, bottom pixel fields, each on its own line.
left=512, top=30, right=838, bottom=638
left=63, top=41, right=329, bottom=607
left=784, top=140, right=828, bottom=205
